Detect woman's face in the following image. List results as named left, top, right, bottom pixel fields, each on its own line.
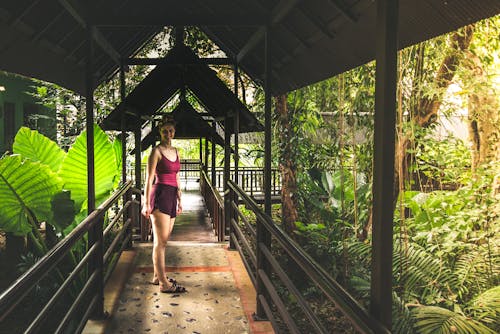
left=160, top=124, right=175, bottom=141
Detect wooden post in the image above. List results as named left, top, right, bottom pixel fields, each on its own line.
left=211, top=131, right=217, bottom=187
left=223, top=114, right=232, bottom=242
left=255, top=25, right=273, bottom=320
left=371, top=0, right=398, bottom=330
left=86, top=24, right=104, bottom=318
left=119, top=61, right=132, bottom=249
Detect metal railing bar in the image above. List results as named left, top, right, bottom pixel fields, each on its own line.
left=103, top=218, right=132, bottom=264
left=258, top=269, right=301, bottom=334
left=260, top=243, right=328, bottom=333
left=231, top=201, right=256, bottom=237
left=74, top=294, right=99, bottom=334
left=229, top=180, right=389, bottom=334
left=230, top=234, right=257, bottom=287
left=104, top=233, right=132, bottom=284
left=257, top=294, right=279, bottom=331
left=25, top=241, right=100, bottom=334
left=103, top=201, right=131, bottom=237
left=230, top=219, right=257, bottom=267
left=54, top=270, right=99, bottom=334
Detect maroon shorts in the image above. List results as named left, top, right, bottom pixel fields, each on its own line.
left=150, top=184, right=178, bottom=218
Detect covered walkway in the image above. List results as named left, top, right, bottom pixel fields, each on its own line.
left=83, top=186, right=273, bottom=334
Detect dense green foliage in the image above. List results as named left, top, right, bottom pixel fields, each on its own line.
left=265, top=17, right=499, bottom=333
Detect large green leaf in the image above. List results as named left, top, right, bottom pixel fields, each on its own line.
left=59, top=125, right=118, bottom=210
left=12, top=126, right=66, bottom=172
left=412, top=306, right=496, bottom=334
left=112, top=137, right=123, bottom=188
left=0, top=155, right=63, bottom=236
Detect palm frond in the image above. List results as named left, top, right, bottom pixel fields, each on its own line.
left=412, top=305, right=496, bottom=334
left=466, top=286, right=500, bottom=327
left=453, top=248, right=499, bottom=300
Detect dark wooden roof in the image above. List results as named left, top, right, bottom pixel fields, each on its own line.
left=101, top=45, right=262, bottom=133
left=137, top=99, right=225, bottom=153
left=1, top=1, right=498, bottom=96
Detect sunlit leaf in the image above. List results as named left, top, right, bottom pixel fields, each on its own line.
left=59, top=124, right=118, bottom=210
left=0, top=155, right=62, bottom=235
left=12, top=127, right=66, bottom=172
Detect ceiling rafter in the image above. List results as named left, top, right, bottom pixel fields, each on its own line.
left=126, top=58, right=233, bottom=66
left=58, top=0, right=121, bottom=65
left=236, top=0, right=301, bottom=63
left=326, top=0, right=358, bottom=22
left=32, top=9, right=66, bottom=42
left=8, top=0, right=42, bottom=26
left=297, top=5, right=335, bottom=39
left=97, top=29, right=154, bottom=82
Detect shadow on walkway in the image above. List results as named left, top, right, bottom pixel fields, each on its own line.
left=83, top=186, right=273, bottom=334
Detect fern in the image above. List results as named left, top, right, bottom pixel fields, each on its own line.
left=453, top=247, right=499, bottom=301
left=466, top=286, right=500, bottom=328
left=347, top=240, right=456, bottom=303
left=412, top=305, right=496, bottom=334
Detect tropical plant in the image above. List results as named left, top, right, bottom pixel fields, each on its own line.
left=411, top=305, right=496, bottom=334
left=0, top=125, right=121, bottom=256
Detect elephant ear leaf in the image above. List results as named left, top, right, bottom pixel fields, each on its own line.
left=112, top=137, right=123, bottom=188
left=59, top=124, right=118, bottom=210
left=0, top=155, right=63, bottom=236
left=12, top=127, right=66, bottom=172
left=51, top=190, right=76, bottom=232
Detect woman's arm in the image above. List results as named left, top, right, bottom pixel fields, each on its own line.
left=141, top=147, right=159, bottom=219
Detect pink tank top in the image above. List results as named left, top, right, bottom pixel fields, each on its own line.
left=155, top=149, right=180, bottom=187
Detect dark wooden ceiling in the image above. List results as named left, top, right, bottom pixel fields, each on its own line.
left=0, top=1, right=498, bottom=96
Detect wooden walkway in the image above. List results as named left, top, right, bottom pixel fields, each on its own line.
left=83, top=188, right=273, bottom=334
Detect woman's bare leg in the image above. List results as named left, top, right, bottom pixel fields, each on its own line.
left=151, top=210, right=175, bottom=288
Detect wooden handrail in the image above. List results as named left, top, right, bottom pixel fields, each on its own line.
left=228, top=180, right=390, bottom=334
left=0, top=181, right=136, bottom=333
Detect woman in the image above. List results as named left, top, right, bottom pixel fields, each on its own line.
left=141, top=115, right=186, bottom=293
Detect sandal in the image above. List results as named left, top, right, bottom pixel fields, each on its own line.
left=150, top=276, right=177, bottom=285
left=160, top=281, right=187, bottom=294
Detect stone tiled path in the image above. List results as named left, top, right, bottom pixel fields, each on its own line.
left=83, top=188, right=273, bottom=334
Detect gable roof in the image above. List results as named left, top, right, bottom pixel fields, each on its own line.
left=101, top=45, right=262, bottom=134
left=1, top=1, right=498, bottom=96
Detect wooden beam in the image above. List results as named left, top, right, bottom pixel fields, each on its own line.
left=326, top=0, right=357, bottom=23
left=8, top=0, right=42, bottom=26
left=58, top=0, right=121, bottom=64
left=92, top=16, right=264, bottom=27
left=126, top=57, right=234, bottom=66
left=297, top=6, right=335, bottom=39
left=237, top=0, right=300, bottom=62
left=32, top=10, right=66, bottom=42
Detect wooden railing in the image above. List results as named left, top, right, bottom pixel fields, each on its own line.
left=227, top=180, right=390, bottom=334
left=0, top=181, right=139, bottom=334
left=214, top=167, right=281, bottom=196
left=200, top=170, right=225, bottom=242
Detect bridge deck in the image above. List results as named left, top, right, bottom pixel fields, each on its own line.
left=83, top=187, right=273, bottom=334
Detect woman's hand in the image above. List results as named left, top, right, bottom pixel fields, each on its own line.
left=142, top=203, right=151, bottom=219
left=177, top=202, right=183, bottom=215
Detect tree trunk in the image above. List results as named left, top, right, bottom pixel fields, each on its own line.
left=276, top=94, right=299, bottom=236
left=465, top=51, right=500, bottom=171
left=394, top=25, right=475, bottom=200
